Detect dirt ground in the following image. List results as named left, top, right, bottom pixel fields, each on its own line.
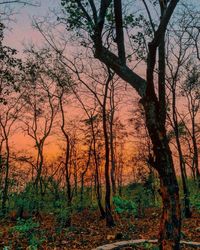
left=0, top=208, right=199, bottom=249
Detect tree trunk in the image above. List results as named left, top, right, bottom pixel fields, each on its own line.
left=171, top=89, right=191, bottom=218
left=110, top=81, right=116, bottom=196
left=159, top=174, right=181, bottom=250
left=102, top=73, right=115, bottom=227
left=80, top=142, right=92, bottom=204
left=142, top=97, right=181, bottom=250
left=175, top=138, right=191, bottom=218
left=91, top=120, right=105, bottom=219
left=2, top=137, right=10, bottom=214
left=90, top=0, right=181, bottom=245
left=110, top=119, right=116, bottom=196
left=191, top=124, right=200, bottom=188
left=65, top=134, right=72, bottom=227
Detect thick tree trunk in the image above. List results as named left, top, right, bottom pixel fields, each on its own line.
left=142, top=97, right=181, bottom=250
left=90, top=0, right=181, bottom=245
left=148, top=124, right=181, bottom=249
left=159, top=174, right=181, bottom=250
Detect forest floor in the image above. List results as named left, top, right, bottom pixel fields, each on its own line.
left=0, top=208, right=199, bottom=249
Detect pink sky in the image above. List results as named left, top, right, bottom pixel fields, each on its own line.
left=4, top=0, right=58, bottom=52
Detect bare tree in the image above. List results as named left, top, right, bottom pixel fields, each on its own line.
left=60, top=1, right=181, bottom=248
left=21, top=49, right=58, bottom=199
left=181, top=64, right=200, bottom=187
left=0, top=23, right=23, bottom=213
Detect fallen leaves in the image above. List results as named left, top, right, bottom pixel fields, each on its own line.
left=0, top=208, right=199, bottom=249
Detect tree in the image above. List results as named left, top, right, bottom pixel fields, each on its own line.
left=165, top=19, right=192, bottom=218
left=51, top=66, right=74, bottom=226
left=181, top=64, right=200, bottom=187
left=61, top=0, right=181, bottom=248
left=0, top=23, right=22, bottom=213
left=70, top=65, right=115, bottom=225
left=21, top=49, right=58, bottom=199
left=72, top=92, right=106, bottom=218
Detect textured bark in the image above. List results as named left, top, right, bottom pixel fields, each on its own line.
left=143, top=28, right=181, bottom=247
left=144, top=98, right=181, bottom=250
left=65, top=0, right=181, bottom=247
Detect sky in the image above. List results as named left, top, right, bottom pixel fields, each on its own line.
left=2, top=1, right=61, bottom=158
left=4, top=0, right=200, bottom=55
left=4, top=0, right=59, bottom=51
left=1, top=0, right=199, bottom=168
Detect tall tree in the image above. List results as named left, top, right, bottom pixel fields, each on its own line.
left=165, top=20, right=192, bottom=218
left=0, top=23, right=22, bottom=213
left=21, top=49, right=58, bottom=198
left=181, top=65, right=200, bottom=187
left=61, top=0, right=181, bottom=248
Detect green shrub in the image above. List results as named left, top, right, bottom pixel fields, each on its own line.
left=190, top=192, right=200, bottom=211
left=142, top=242, right=159, bottom=249
left=9, top=218, right=46, bottom=249
left=113, top=196, right=137, bottom=215
left=55, top=207, right=71, bottom=227
left=9, top=218, right=39, bottom=235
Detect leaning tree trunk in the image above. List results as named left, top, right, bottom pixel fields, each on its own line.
left=142, top=96, right=181, bottom=250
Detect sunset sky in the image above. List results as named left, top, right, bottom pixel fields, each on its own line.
left=4, top=1, right=63, bottom=158
left=3, top=1, right=136, bottom=161
left=5, top=0, right=58, bottom=51
left=2, top=0, right=199, bottom=172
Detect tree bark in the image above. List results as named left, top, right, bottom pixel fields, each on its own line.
left=63, top=0, right=181, bottom=246
left=142, top=97, right=181, bottom=249
left=102, top=72, right=115, bottom=227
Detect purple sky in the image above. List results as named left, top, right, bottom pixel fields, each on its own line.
left=4, top=0, right=59, bottom=52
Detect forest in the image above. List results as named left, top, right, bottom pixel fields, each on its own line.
left=0, top=0, right=199, bottom=249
